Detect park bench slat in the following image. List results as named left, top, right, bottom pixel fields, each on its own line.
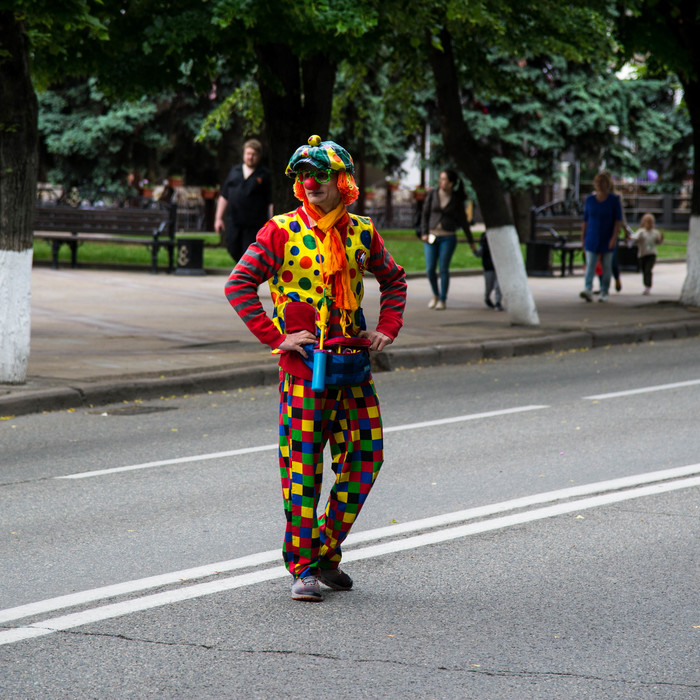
left=527, top=205, right=583, bottom=277
left=34, top=204, right=176, bottom=273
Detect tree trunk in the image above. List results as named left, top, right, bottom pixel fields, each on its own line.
left=428, top=27, right=539, bottom=326
left=511, top=189, right=534, bottom=243
left=255, top=44, right=336, bottom=215
left=679, top=76, right=700, bottom=306
left=0, top=13, right=38, bottom=384
left=680, top=215, right=700, bottom=307
left=217, top=124, right=244, bottom=187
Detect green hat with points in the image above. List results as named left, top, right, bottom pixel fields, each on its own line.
left=285, top=135, right=355, bottom=177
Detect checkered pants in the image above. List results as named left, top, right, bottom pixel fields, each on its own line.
left=278, top=371, right=384, bottom=578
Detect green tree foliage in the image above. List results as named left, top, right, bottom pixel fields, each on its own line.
left=460, top=57, right=691, bottom=192
left=38, top=80, right=166, bottom=193
left=616, top=0, right=699, bottom=214
left=604, top=75, right=692, bottom=189
left=197, top=76, right=264, bottom=145
left=329, top=54, right=423, bottom=207
left=376, top=0, right=617, bottom=228
left=37, top=78, right=229, bottom=191
left=1, top=1, right=111, bottom=250
left=18, top=0, right=698, bottom=215
left=212, top=0, right=383, bottom=210
left=330, top=59, right=411, bottom=174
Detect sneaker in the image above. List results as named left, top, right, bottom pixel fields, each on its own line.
left=318, top=568, right=353, bottom=591
left=494, top=303, right=505, bottom=311
left=642, top=287, right=651, bottom=295
left=599, top=293, right=608, bottom=303
left=580, top=290, right=593, bottom=302
left=435, top=300, right=446, bottom=310
left=484, top=298, right=495, bottom=309
left=428, top=296, right=438, bottom=309
left=291, top=575, right=323, bottom=602
left=615, top=279, right=622, bottom=292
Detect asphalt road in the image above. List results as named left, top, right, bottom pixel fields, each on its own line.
left=1, top=338, right=699, bottom=699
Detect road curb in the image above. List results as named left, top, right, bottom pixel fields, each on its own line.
left=2, top=321, right=699, bottom=418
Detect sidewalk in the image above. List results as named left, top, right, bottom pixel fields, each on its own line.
left=1, top=261, right=699, bottom=417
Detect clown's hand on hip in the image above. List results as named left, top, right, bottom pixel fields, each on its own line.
left=277, top=330, right=317, bottom=358
left=358, top=330, right=393, bottom=352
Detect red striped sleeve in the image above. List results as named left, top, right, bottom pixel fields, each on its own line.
left=224, top=219, right=289, bottom=349
left=367, top=224, right=407, bottom=340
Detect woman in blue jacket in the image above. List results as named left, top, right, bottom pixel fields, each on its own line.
left=580, top=171, right=622, bottom=303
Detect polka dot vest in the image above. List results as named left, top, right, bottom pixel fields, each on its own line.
left=269, top=211, right=374, bottom=337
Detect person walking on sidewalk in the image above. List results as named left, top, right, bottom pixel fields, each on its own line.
left=224, top=135, right=407, bottom=602
left=631, top=212, right=664, bottom=294
left=580, top=171, right=622, bottom=303
left=421, top=168, right=477, bottom=310
left=215, top=138, right=273, bottom=262
left=594, top=171, right=632, bottom=294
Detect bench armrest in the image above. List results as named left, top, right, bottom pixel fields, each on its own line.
left=534, top=225, right=565, bottom=243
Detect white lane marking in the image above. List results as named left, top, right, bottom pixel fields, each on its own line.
left=57, top=444, right=279, bottom=480
left=343, top=476, right=700, bottom=562
left=0, top=567, right=288, bottom=646
left=3, top=462, right=698, bottom=625
left=56, top=405, right=548, bottom=480
left=584, top=378, right=700, bottom=400
left=345, top=462, right=700, bottom=544
left=383, top=405, right=547, bottom=433
left=0, top=550, right=280, bottom=625
left=2, top=474, right=698, bottom=647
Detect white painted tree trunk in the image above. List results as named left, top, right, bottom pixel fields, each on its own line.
left=680, top=215, right=700, bottom=307
left=486, top=225, right=540, bottom=327
left=0, top=249, right=33, bottom=384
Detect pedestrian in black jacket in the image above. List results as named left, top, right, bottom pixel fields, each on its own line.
left=215, top=139, right=273, bottom=261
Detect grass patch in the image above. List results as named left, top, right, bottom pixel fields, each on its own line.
left=652, top=229, right=688, bottom=259
left=381, top=229, right=482, bottom=272
left=32, top=227, right=686, bottom=274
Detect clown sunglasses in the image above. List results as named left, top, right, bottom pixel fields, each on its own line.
left=295, top=169, right=333, bottom=184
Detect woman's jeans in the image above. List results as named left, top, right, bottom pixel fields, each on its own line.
left=424, top=235, right=457, bottom=301
left=584, top=249, right=613, bottom=295
left=611, top=246, right=620, bottom=281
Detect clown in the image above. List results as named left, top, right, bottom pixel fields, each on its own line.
left=225, top=135, right=407, bottom=601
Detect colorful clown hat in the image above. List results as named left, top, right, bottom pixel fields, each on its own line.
left=285, top=135, right=355, bottom=177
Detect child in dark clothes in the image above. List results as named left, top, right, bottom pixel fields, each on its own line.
left=476, top=232, right=503, bottom=310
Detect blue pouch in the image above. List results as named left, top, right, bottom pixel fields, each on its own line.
left=325, top=349, right=371, bottom=386
left=301, top=344, right=372, bottom=387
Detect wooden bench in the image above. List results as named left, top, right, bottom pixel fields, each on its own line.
left=527, top=205, right=583, bottom=277
left=34, top=204, right=177, bottom=273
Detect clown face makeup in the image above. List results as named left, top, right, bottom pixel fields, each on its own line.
left=287, top=136, right=359, bottom=208
left=295, top=170, right=333, bottom=185
left=304, top=171, right=341, bottom=213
